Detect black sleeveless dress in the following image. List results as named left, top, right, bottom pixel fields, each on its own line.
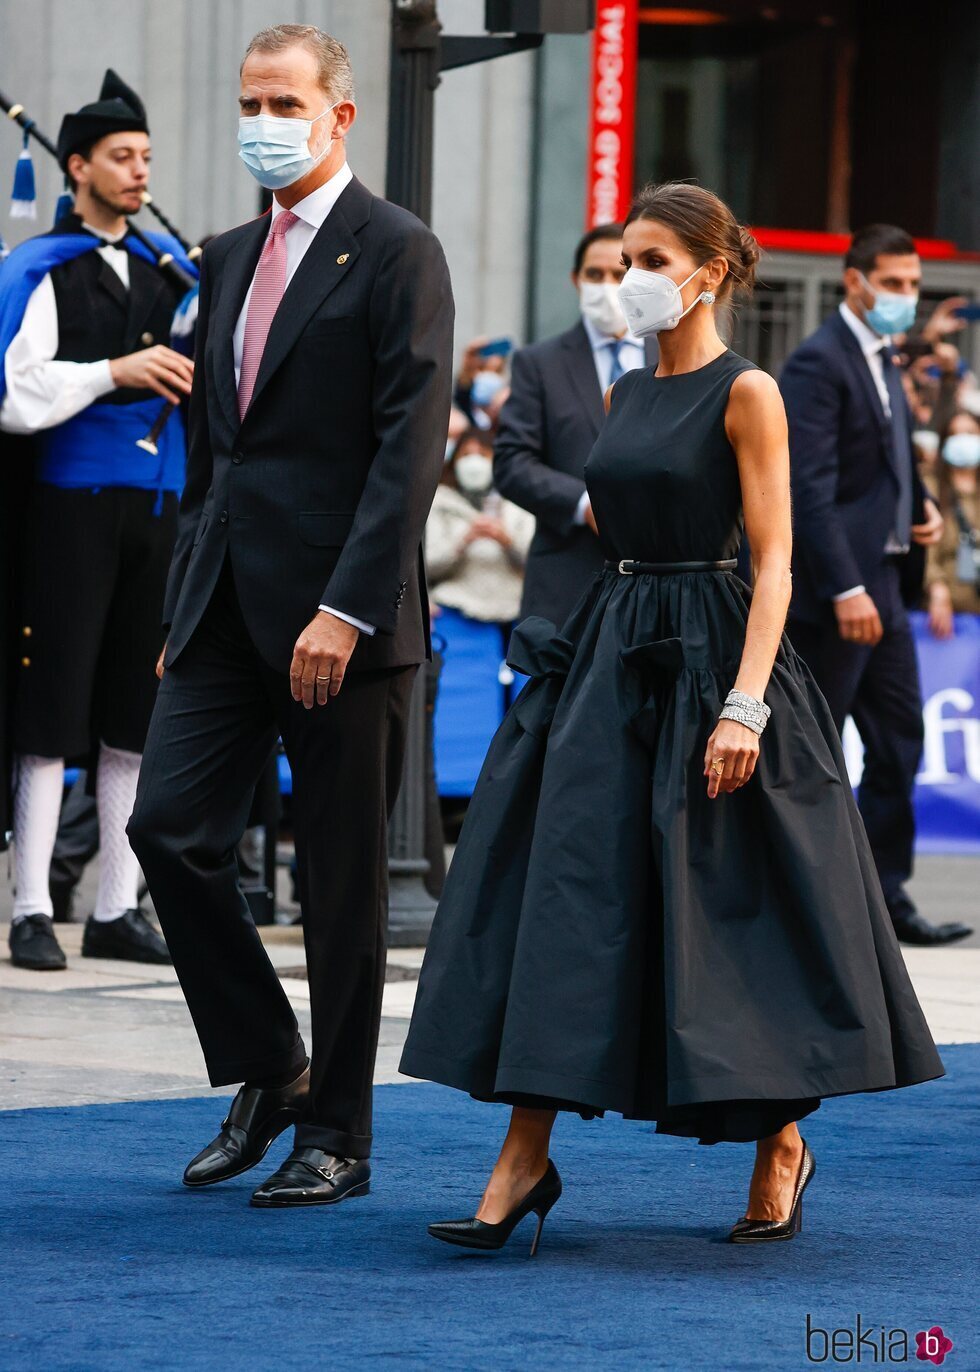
left=399, top=350, right=944, bottom=1144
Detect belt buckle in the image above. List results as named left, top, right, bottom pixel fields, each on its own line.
left=618, top=559, right=634, bottom=575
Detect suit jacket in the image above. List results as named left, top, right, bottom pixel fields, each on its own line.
left=493, top=321, right=657, bottom=626
left=162, top=176, right=455, bottom=673
left=779, top=309, right=926, bottom=625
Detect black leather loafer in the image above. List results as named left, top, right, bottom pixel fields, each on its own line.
left=183, top=1064, right=310, bottom=1187
left=81, top=908, right=172, bottom=964
left=891, top=911, right=973, bottom=946
left=250, top=1149, right=371, bottom=1208
left=9, top=913, right=67, bottom=970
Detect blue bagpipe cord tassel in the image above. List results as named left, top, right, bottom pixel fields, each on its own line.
left=53, top=178, right=74, bottom=226
left=10, top=127, right=37, bottom=220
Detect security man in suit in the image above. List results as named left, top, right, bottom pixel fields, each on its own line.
left=494, top=224, right=658, bottom=628
left=780, top=223, right=972, bottom=948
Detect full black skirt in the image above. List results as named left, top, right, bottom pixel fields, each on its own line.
left=399, top=568, right=945, bottom=1143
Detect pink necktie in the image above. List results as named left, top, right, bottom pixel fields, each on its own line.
left=237, top=209, right=299, bottom=419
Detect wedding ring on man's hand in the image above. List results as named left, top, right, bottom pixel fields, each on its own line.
left=315, top=675, right=331, bottom=682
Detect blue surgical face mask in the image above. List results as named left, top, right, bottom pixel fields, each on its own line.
left=859, top=272, right=918, bottom=336
left=470, top=369, right=506, bottom=409
left=943, top=432, right=980, bottom=469
left=238, top=101, right=339, bottom=190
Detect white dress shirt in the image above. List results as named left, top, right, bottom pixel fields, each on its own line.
left=572, top=314, right=646, bottom=525
left=232, top=161, right=375, bottom=637
left=0, top=223, right=128, bottom=434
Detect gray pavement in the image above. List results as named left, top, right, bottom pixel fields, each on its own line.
left=1, top=852, right=977, bottom=1112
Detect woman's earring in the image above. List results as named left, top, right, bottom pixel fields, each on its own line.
left=701, top=290, right=716, bottom=306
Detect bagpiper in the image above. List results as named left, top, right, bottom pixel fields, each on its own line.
left=0, top=71, right=196, bottom=969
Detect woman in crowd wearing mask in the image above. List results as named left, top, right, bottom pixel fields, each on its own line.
left=426, top=430, right=535, bottom=791
left=454, top=338, right=511, bottom=431
left=400, top=181, right=943, bottom=1254
left=924, top=408, right=980, bottom=637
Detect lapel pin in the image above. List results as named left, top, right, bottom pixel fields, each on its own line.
left=337, top=253, right=349, bottom=265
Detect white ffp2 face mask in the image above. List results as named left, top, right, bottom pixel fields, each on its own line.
left=454, top=453, right=494, bottom=492
left=617, top=264, right=714, bottom=337
left=579, top=281, right=628, bottom=338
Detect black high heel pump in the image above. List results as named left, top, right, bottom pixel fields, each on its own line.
left=728, top=1138, right=815, bottom=1243
left=428, top=1159, right=563, bottom=1256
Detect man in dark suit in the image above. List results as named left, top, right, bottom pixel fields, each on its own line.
left=127, top=24, right=454, bottom=1205
left=494, top=224, right=657, bottom=627
left=781, top=223, right=971, bottom=947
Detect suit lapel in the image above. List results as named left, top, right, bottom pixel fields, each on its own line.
left=560, top=322, right=604, bottom=437
left=95, top=253, right=129, bottom=314
left=211, top=212, right=272, bottom=433
left=830, top=310, right=892, bottom=450
left=124, top=257, right=168, bottom=347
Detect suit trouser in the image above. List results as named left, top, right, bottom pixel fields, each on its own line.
left=788, top=562, right=923, bottom=916
left=128, top=556, right=416, bottom=1159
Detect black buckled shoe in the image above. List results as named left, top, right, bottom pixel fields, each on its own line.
left=81, top=908, right=172, bottom=964
left=183, top=1065, right=310, bottom=1187
left=250, top=1149, right=371, bottom=1208
left=9, top=913, right=67, bottom=970
left=729, top=1139, right=815, bottom=1243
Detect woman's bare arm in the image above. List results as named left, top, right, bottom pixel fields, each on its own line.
left=703, top=369, right=793, bottom=797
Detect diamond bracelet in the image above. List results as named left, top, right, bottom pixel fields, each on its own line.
left=719, top=689, right=771, bottom=736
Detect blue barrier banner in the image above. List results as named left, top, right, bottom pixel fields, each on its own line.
left=911, top=611, right=980, bottom=853
left=842, top=613, right=980, bottom=853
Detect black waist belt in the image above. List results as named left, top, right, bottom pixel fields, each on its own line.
left=606, top=558, right=738, bottom=575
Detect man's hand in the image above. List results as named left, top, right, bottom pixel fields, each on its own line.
left=912, top=497, right=944, bottom=547
left=156, top=642, right=167, bottom=680
left=290, top=611, right=360, bottom=708
left=928, top=583, right=954, bottom=640
left=921, top=296, right=969, bottom=344
left=110, top=345, right=194, bottom=405
left=834, top=591, right=883, bottom=645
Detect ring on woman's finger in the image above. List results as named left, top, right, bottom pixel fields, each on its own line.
left=711, top=757, right=725, bottom=776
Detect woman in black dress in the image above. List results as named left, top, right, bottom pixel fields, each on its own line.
left=399, top=183, right=944, bottom=1251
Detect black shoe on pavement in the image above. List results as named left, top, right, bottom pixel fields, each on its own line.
left=183, top=1065, right=311, bottom=1187
left=250, top=1150, right=371, bottom=1208
left=81, top=908, right=172, bottom=963
left=9, top=913, right=68, bottom=970
left=891, top=910, right=973, bottom=946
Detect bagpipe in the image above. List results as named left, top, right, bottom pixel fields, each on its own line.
left=1, top=87, right=199, bottom=453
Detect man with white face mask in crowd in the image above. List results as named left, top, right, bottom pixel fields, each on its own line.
left=494, top=224, right=658, bottom=628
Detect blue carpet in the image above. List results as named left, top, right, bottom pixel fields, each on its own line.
left=1, top=1047, right=977, bottom=1371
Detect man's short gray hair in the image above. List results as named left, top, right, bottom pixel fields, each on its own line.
left=242, top=24, right=355, bottom=103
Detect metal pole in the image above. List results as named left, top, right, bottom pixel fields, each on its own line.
left=384, top=0, right=444, bottom=945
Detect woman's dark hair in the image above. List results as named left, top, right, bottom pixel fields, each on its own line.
left=440, top=427, right=493, bottom=485
left=845, top=224, right=916, bottom=276
left=624, top=181, right=760, bottom=300
left=572, top=221, right=625, bottom=276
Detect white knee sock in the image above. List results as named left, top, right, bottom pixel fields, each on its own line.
left=92, top=742, right=143, bottom=922
left=12, top=755, right=65, bottom=920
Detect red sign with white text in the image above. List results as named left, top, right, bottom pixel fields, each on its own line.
left=585, top=0, right=639, bottom=229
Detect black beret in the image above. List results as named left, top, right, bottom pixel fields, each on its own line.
left=56, top=69, right=149, bottom=170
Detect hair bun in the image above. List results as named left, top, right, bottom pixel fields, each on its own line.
left=734, top=225, right=760, bottom=294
